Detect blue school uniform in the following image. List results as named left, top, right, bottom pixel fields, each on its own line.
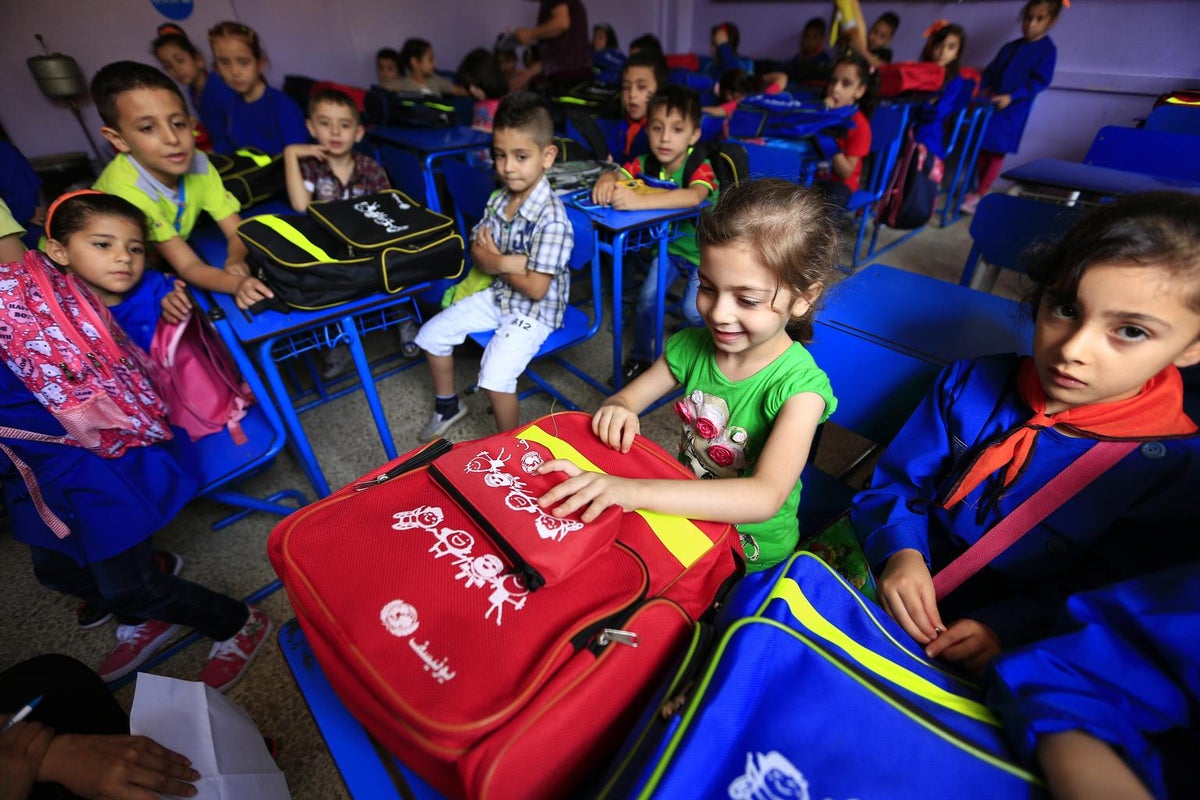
left=979, top=37, right=1056, bottom=154
left=193, top=71, right=238, bottom=155
left=989, top=564, right=1200, bottom=799
left=223, top=85, right=308, bottom=155
left=851, top=354, right=1200, bottom=649
left=0, top=365, right=200, bottom=567
left=111, top=271, right=175, bottom=353
left=912, top=74, right=974, bottom=159
left=606, top=118, right=650, bottom=164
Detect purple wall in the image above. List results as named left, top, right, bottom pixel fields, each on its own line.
left=2, top=0, right=1197, bottom=172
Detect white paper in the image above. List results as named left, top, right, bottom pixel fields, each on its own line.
left=131, top=673, right=291, bottom=800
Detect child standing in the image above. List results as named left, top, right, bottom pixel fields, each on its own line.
left=1, top=192, right=272, bottom=691
left=592, top=86, right=718, bottom=384
left=539, top=179, right=839, bottom=572
left=414, top=92, right=573, bottom=440
left=854, top=192, right=1200, bottom=674
left=960, top=0, right=1060, bottom=214
left=782, top=17, right=835, bottom=88
left=151, top=23, right=237, bottom=154
left=207, top=21, right=308, bottom=155
left=913, top=23, right=972, bottom=162
left=814, top=54, right=874, bottom=209
left=90, top=61, right=273, bottom=312
left=392, top=38, right=466, bottom=96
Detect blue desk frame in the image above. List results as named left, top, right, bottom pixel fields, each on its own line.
left=366, top=126, right=493, bottom=214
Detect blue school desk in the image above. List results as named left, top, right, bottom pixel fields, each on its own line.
left=192, top=205, right=428, bottom=497
left=1002, top=158, right=1200, bottom=200
left=366, top=125, right=492, bottom=213
left=562, top=192, right=704, bottom=390
left=816, top=265, right=1032, bottom=365
left=278, top=619, right=443, bottom=799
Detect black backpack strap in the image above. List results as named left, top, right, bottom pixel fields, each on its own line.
left=562, top=109, right=610, bottom=161
left=641, top=142, right=712, bottom=188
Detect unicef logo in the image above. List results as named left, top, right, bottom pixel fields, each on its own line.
left=380, top=600, right=420, bottom=637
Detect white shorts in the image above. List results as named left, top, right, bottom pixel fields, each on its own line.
left=414, top=290, right=554, bottom=394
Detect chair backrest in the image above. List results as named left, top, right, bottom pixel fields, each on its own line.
left=741, top=140, right=806, bottom=182
left=441, top=157, right=496, bottom=239
left=374, top=144, right=427, bottom=204
left=565, top=205, right=596, bottom=271
left=1143, top=104, right=1200, bottom=135
left=1084, top=125, right=1200, bottom=181
left=860, top=103, right=912, bottom=198
left=961, top=194, right=1083, bottom=286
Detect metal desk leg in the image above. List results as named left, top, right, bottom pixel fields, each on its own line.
left=340, top=313, right=399, bottom=461
left=258, top=337, right=333, bottom=498
left=653, top=222, right=670, bottom=360
left=609, top=230, right=629, bottom=391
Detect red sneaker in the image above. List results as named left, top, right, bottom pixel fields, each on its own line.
left=97, top=619, right=183, bottom=682
left=199, top=607, right=273, bottom=693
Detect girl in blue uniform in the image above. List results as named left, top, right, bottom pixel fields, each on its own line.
left=152, top=23, right=238, bottom=154
left=912, top=22, right=972, bottom=164
left=960, top=0, right=1060, bottom=214
left=853, top=192, right=1200, bottom=673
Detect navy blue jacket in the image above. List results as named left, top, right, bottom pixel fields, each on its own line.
left=979, top=37, right=1056, bottom=154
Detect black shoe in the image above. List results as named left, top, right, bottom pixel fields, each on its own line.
left=610, top=359, right=652, bottom=387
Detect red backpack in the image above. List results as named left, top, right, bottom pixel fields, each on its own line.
left=268, top=411, right=742, bottom=799
left=149, top=309, right=254, bottom=444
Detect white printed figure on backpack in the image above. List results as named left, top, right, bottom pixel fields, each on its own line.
left=534, top=512, right=583, bottom=542
left=457, top=553, right=505, bottom=589
left=392, top=505, right=445, bottom=532
left=380, top=599, right=420, bottom=637
left=429, top=527, right=475, bottom=564
left=727, top=751, right=810, bottom=800
left=484, top=574, right=528, bottom=626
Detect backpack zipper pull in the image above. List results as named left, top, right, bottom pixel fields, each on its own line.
left=59, top=362, right=80, bottom=382
left=86, top=353, right=107, bottom=375
left=596, top=628, right=639, bottom=648
left=354, top=438, right=453, bottom=491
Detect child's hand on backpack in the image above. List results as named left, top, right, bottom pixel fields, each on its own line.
left=536, top=461, right=637, bottom=523
left=592, top=399, right=641, bottom=453
left=607, top=182, right=641, bottom=210
left=234, top=275, right=274, bottom=310
left=923, top=619, right=1001, bottom=674
left=877, top=548, right=945, bottom=645
left=991, top=93, right=1012, bottom=111
left=160, top=280, right=193, bottom=324
left=224, top=258, right=250, bottom=278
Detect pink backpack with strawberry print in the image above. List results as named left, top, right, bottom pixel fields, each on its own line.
left=0, top=250, right=172, bottom=537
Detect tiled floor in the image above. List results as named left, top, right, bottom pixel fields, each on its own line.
left=0, top=209, right=1027, bottom=799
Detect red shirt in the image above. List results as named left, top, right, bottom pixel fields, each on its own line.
left=832, top=110, right=871, bottom=192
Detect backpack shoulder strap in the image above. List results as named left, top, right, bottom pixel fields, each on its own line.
left=0, top=429, right=72, bottom=539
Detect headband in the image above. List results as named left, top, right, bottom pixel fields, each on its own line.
left=923, top=19, right=950, bottom=39
left=44, top=189, right=104, bottom=239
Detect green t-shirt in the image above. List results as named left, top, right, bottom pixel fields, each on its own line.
left=619, top=147, right=717, bottom=266
left=93, top=152, right=240, bottom=243
left=665, top=327, right=837, bottom=571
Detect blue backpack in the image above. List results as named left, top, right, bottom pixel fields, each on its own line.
left=728, top=93, right=857, bottom=140
left=597, top=554, right=1047, bottom=799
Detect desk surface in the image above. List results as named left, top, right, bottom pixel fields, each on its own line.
left=817, top=265, right=1031, bottom=365
left=562, top=191, right=704, bottom=233
left=1002, top=158, right=1200, bottom=196
left=367, top=125, right=492, bottom=153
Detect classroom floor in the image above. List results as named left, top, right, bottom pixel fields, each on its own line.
left=0, top=210, right=1028, bottom=799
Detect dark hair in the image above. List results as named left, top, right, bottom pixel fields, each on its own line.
left=922, top=23, right=966, bottom=86
left=493, top=91, right=554, bottom=148
left=1026, top=192, right=1200, bottom=314
left=307, top=88, right=361, bottom=123
left=829, top=53, right=878, bottom=118
left=622, top=50, right=668, bottom=98
left=697, top=179, right=841, bottom=342
left=208, top=20, right=264, bottom=61
left=877, top=12, right=900, bottom=33
left=376, top=48, right=401, bottom=68
left=593, top=24, right=619, bottom=51
left=46, top=192, right=146, bottom=248
left=1023, top=0, right=1064, bottom=20
left=90, top=60, right=188, bottom=128
left=648, top=85, right=702, bottom=129
left=457, top=48, right=508, bottom=101
left=802, top=16, right=828, bottom=36
left=494, top=34, right=517, bottom=61
left=628, top=33, right=664, bottom=61
left=400, top=38, right=432, bottom=76
left=151, top=23, right=199, bottom=58
left=711, top=21, right=740, bottom=53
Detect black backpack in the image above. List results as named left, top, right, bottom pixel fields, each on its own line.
left=238, top=190, right=464, bottom=310
left=209, top=147, right=285, bottom=207
left=878, top=132, right=938, bottom=230
left=640, top=141, right=748, bottom=192
left=364, top=87, right=461, bottom=128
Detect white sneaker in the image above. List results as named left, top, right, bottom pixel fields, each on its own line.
left=419, top=405, right=469, bottom=442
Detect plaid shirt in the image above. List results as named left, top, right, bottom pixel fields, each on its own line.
left=473, top=177, right=572, bottom=329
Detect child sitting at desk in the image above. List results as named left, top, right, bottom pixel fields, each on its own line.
left=592, top=86, right=718, bottom=385
left=90, top=61, right=273, bottom=312
left=392, top=38, right=467, bottom=97
left=0, top=196, right=272, bottom=692
left=853, top=192, right=1200, bottom=674
left=414, top=92, right=573, bottom=441
left=538, top=179, right=839, bottom=572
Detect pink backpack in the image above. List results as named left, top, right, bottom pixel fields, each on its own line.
left=0, top=250, right=174, bottom=537
left=150, top=309, right=254, bottom=444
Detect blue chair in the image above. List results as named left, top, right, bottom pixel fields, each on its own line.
left=374, top=144, right=428, bottom=204
left=1144, top=104, right=1200, bottom=135
left=1084, top=125, right=1200, bottom=182
left=441, top=157, right=496, bottom=241
left=846, top=102, right=911, bottom=267
left=941, top=103, right=993, bottom=227
left=740, top=140, right=810, bottom=183
left=463, top=206, right=608, bottom=409
left=959, top=194, right=1083, bottom=292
